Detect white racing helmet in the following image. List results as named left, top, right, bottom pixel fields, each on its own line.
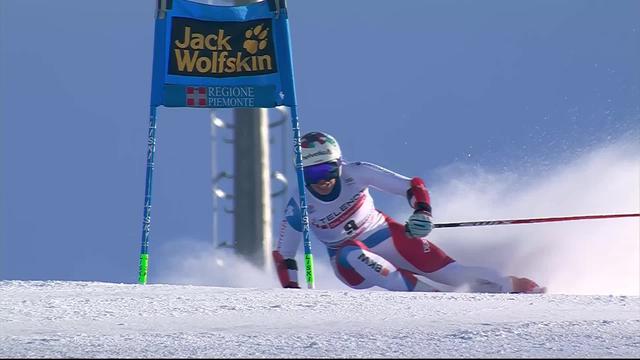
left=300, top=131, right=342, bottom=167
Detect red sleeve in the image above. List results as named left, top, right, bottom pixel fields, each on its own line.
left=406, top=177, right=432, bottom=215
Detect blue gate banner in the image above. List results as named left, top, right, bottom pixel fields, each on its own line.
left=150, top=0, right=296, bottom=108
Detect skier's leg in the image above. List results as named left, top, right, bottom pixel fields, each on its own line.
left=427, top=263, right=546, bottom=293
left=367, top=217, right=543, bottom=293
left=330, top=239, right=439, bottom=292
left=424, top=262, right=512, bottom=293
left=363, top=218, right=455, bottom=275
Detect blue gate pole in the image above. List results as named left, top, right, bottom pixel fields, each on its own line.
left=138, top=105, right=158, bottom=284
left=289, top=105, right=314, bottom=289
left=276, top=0, right=315, bottom=289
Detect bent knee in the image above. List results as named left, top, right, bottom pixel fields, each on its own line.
left=333, top=245, right=368, bottom=288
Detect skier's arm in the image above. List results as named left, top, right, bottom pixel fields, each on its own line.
left=351, top=162, right=432, bottom=212
left=404, top=177, right=434, bottom=237
left=353, top=161, right=433, bottom=236
left=272, top=197, right=304, bottom=289
left=406, top=177, right=432, bottom=215
left=351, top=161, right=412, bottom=195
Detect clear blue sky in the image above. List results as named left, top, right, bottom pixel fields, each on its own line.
left=1, top=0, right=638, bottom=283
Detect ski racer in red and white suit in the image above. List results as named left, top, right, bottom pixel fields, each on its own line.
left=273, top=131, right=544, bottom=293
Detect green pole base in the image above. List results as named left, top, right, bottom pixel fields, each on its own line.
left=138, top=253, right=149, bottom=284
left=304, top=253, right=314, bottom=289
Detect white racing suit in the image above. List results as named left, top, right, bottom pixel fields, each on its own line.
left=273, top=161, right=536, bottom=293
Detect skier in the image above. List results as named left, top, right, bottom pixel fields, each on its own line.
left=273, top=131, right=545, bottom=293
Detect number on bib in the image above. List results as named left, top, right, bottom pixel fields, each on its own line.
left=344, top=220, right=359, bottom=235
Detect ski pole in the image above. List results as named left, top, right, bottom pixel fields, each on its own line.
left=434, top=213, right=639, bottom=228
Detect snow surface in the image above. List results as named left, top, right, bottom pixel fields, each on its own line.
left=1, top=280, right=638, bottom=358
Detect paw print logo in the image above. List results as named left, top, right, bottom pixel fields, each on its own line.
left=243, top=24, right=269, bottom=55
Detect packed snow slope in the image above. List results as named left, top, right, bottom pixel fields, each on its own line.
left=1, top=280, right=638, bottom=358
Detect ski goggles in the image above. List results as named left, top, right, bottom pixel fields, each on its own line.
left=303, top=161, right=340, bottom=184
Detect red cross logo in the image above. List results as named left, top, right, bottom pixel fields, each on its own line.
left=186, top=87, right=207, bottom=107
